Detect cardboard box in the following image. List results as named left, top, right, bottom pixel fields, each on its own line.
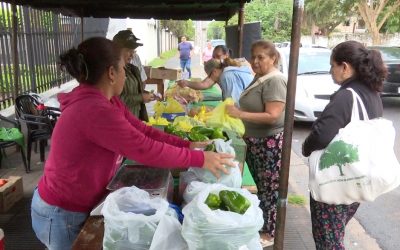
left=145, top=66, right=182, bottom=80
left=0, top=176, right=23, bottom=213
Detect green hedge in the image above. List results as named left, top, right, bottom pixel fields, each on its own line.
left=147, top=48, right=178, bottom=68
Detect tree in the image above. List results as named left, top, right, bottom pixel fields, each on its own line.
left=381, top=7, right=400, bottom=33
left=319, top=140, right=359, bottom=176
left=159, top=19, right=195, bottom=40
left=356, top=0, right=400, bottom=44
left=207, top=21, right=225, bottom=40
left=228, top=0, right=293, bottom=42
left=303, top=0, right=355, bottom=36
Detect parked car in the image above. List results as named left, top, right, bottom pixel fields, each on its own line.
left=278, top=47, right=339, bottom=122
left=368, top=46, right=400, bottom=97
left=210, top=39, right=226, bottom=47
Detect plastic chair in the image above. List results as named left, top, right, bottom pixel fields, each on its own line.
left=0, top=115, right=28, bottom=172
left=15, top=94, right=57, bottom=171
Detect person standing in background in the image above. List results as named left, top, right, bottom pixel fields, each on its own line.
left=178, top=58, right=253, bottom=104
left=113, top=30, right=153, bottom=121
left=178, top=36, right=193, bottom=78
left=202, top=41, right=214, bottom=64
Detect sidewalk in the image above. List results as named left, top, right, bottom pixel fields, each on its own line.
left=0, top=54, right=382, bottom=250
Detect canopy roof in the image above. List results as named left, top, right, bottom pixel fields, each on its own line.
left=5, top=0, right=249, bottom=21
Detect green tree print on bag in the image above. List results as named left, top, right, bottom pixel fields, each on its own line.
left=319, top=140, right=359, bottom=176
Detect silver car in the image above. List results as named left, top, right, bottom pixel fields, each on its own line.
left=278, top=47, right=339, bottom=122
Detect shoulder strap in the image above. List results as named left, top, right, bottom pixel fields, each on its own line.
left=347, top=88, right=369, bottom=121
left=240, top=70, right=281, bottom=98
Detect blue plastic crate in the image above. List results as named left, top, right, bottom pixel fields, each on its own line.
left=161, top=112, right=186, bottom=121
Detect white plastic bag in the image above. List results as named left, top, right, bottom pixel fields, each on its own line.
left=149, top=212, right=188, bottom=250
left=102, top=186, right=177, bottom=250
left=183, top=181, right=209, bottom=204
left=188, top=139, right=242, bottom=188
left=309, top=88, right=400, bottom=205
left=182, top=184, right=263, bottom=250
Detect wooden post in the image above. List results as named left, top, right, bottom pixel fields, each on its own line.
left=237, top=0, right=245, bottom=58
left=274, top=1, right=304, bottom=249
left=11, top=2, right=19, bottom=98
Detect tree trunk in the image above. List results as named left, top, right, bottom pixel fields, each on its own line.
left=371, top=25, right=381, bottom=45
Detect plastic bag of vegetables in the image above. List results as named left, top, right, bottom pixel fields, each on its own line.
left=206, top=98, right=245, bottom=136
left=102, top=187, right=186, bottom=250
left=182, top=184, right=263, bottom=250
left=188, top=139, right=242, bottom=188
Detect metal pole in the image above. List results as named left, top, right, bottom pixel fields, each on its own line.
left=237, top=0, right=245, bottom=58
left=11, top=2, right=19, bottom=98
left=81, top=16, right=84, bottom=42
left=274, top=1, right=304, bottom=249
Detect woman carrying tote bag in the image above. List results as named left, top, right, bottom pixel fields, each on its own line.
left=302, top=40, right=387, bottom=250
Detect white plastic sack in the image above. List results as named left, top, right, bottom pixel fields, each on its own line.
left=102, top=186, right=181, bottom=250
left=183, top=181, right=209, bottom=204
left=182, top=184, right=263, bottom=250
left=149, top=212, right=188, bottom=250
left=188, top=139, right=242, bottom=188
left=309, top=89, right=400, bottom=205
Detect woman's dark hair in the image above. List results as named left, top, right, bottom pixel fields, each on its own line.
left=212, top=45, right=230, bottom=58
left=59, top=37, right=122, bottom=85
left=251, top=40, right=280, bottom=67
left=331, top=40, right=387, bottom=91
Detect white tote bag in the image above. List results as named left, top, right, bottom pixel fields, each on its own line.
left=309, top=88, right=400, bottom=205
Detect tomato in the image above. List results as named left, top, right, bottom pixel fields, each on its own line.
left=0, top=179, right=8, bottom=187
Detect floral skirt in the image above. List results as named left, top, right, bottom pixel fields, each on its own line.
left=310, top=196, right=360, bottom=250
left=244, top=131, right=283, bottom=237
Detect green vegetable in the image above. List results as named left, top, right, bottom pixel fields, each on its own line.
left=188, top=132, right=209, bottom=142
left=191, top=126, right=214, bottom=137
left=211, top=127, right=226, bottom=140
left=204, top=193, right=221, bottom=210
left=172, top=130, right=188, bottom=139
left=219, top=190, right=251, bottom=214
left=165, top=124, right=176, bottom=134
left=204, top=143, right=216, bottom=152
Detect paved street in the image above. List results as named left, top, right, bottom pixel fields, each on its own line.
left=292, top=96, right=400, bottom=250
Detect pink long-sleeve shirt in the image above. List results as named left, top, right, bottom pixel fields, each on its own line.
left=38, top=85, right=204, bottom=212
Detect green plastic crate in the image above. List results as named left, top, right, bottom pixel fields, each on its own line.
left=224, top=130, right=247, bottom=165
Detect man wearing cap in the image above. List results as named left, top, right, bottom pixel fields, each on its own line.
left=126, top=28, right=147, bottom=82
left=178, top=36, right=193, bottom=78
left=113, top=30, right=154, bottom=121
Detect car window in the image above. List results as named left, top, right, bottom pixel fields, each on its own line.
left=211, top=39, right=226, bottom=47
left=285, top=51, right=331, bottom=74
left=372, top=47, right=400, bottom=61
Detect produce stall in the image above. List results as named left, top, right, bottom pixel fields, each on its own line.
left=71, top=94, right=262, bottom=249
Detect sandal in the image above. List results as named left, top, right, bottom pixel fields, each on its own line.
left=260, top=238, right=274, bottom=248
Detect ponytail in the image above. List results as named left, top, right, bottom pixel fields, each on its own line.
left=331, top=41, right=387, bottom=91
left=59, top=37, right=122, bottom=85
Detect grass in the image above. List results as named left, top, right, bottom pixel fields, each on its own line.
left=147, top=48, right=178, bottom=68
left=288, top=194, right=307, bottom=206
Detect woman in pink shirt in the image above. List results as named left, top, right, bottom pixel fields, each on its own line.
left=31, top=37, right=234, bottom=250
left=202, top=41, right=214, bottom=64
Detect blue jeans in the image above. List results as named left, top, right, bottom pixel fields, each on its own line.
left=180, top=58, right=192, bottom=78
left=31, top=189, right=88, bottom=250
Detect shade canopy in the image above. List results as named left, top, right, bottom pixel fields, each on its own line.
left=4, top=0, right=249, bottom=21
